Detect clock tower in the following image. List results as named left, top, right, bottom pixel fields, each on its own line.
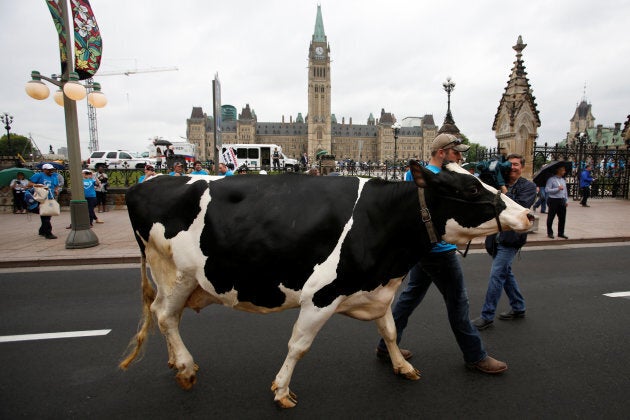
left=307, top=5, right=332, bottom=159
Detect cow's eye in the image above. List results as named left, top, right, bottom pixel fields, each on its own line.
left=469, top=186, right=479, bottom=195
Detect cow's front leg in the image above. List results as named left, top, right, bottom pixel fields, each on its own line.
left=375, top=306, right=421, bottom=380
left=272, top=302, right=336, bottom=408
left=151, top=274, right=200, bottom=390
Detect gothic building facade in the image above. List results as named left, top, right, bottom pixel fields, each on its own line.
left=186, top=6, right=437, bottom=164
left=492, top=36, right=541, bottom=178
left=561, top=99, right=627, bottom=149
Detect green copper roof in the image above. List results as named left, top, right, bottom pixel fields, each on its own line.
left=313, top=5, right=326, bottom=42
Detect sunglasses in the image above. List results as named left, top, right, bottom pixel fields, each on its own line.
left=443, top=138, right=463, bottom=148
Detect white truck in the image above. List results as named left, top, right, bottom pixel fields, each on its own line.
left=220, top=144, right=300, bottom=171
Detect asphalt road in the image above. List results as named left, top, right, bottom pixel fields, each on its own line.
left=1, top=245, right=629, bottom=419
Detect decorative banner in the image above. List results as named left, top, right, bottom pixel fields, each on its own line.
left=71, top=0, right=102, bottom=79
left=46, top=0, right=68, bottom=75
left=45, top=0, right=102, bottom=79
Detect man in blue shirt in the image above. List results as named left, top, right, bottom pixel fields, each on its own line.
left=190, top=161, right=209, bottom=175
left=169, top=162, right=185, bottom=176
left=376, top=133, right=507, bottom=374
left=28, top=163, right=60, bottom=239
left=218, top=162, right=234, bottom=176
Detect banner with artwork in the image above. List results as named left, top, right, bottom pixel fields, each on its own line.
left=46, top=0, right=102, bottom=79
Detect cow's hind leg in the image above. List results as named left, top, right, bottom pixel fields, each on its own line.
left=271, top=303, right=337, bottom=408
left=375, top=306, right=421, bottom=380
left=150, top=269, right=200, bottom=390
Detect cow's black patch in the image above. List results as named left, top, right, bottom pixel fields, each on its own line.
left=200, top=175, right=359, bottom=308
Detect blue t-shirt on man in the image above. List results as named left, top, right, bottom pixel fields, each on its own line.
left=30, top=172, right=59, bottom=199
left=419, top=165, right=457, bottom=254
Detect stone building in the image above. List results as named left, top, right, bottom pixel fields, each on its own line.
left=492, top=35, right=541, bottom=178
left=186, top=5, right=437, bottom=164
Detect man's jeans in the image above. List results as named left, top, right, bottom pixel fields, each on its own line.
left=481, top=244, right=525, bottom=320
left=378, top=250, right=487, bottom=364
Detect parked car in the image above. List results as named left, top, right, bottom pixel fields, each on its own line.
left=86, top=150, right=151, bottom=170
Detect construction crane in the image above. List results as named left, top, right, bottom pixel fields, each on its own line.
left=85, top=66, right=179, bottom=153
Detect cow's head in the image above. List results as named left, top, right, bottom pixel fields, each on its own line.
left=410, top=160, right=533, bottom=244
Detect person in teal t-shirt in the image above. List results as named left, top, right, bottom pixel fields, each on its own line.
left=376, top=133, right=508, bottom=375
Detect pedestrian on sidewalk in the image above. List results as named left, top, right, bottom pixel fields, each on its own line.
left=579, top=164, right=594, bottom=207
left=95, top=166, right=109, bottom=213
left=27, top=163, right=60, bottom=239
left=10, top=172, right=29, bottom=214
left=138, top=164, right=157, bottom=183
left=169, top=162, right=185, bottom=176
left=545, top=165, right=569, bottom=239
left=472, top=154, right=537, bottom=331
left=532, top=186, right=547, bottom=213
left=82, top=169, right=103, bottom=227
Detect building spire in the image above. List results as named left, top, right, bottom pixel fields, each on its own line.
left=313, top=5, right=326, bottom=42
left=492, top=35, right=541, bottom=131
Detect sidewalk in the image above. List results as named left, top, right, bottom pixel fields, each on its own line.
left=1, top=200, right=629, bottom=268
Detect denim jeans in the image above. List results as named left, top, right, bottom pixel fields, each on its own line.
left=378, top=250, right=487, bottom=364
left=481, top=244, right=525, bottom=321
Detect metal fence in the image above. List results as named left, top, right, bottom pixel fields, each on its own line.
left=55, top=143, right=629, bottom=199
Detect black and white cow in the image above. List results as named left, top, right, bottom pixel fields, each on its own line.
left=120, top=160, right=532, bottom=408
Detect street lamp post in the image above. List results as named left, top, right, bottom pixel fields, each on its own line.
left=392, top=122, right=401, bottom=180
left=24, top=0, right=106, bottom=249
left=443, top=77, right=455, bottom=114
left=1, top=112, right=13, bottom=158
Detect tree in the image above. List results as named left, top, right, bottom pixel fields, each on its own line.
left=458, top=133, right=487, bottom=163
left=0, top=133, right=35, bottom=157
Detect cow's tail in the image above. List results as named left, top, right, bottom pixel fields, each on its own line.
left=119, top=255, right=156, bottom=370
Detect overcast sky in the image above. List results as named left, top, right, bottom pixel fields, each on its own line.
left=1, top=0, right=628, bottom=158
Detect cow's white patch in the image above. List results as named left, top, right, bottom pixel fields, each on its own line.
left=443, top=218, right=501, bottom=244
left=301, top=177, right=370, bottom=304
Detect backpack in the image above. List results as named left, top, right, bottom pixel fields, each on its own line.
left=23, top=189, right=40, bottom=212
left=475, top=159, right=512, bottom=189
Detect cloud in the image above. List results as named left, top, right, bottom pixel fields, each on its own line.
left=1, top=0, right=628, bottom=157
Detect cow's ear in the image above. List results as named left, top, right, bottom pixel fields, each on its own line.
left=409, top=159, right=433, bottom=188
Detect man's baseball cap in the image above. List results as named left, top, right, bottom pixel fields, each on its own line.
left=42, top=163, right=55, bottom=170
left=82, top=169, right=91, bottom=174
left=174, top=162, right=183, bottom=167
left=430, top=133, right=470, bottom=153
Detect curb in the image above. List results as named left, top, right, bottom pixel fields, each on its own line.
left=4, top=237, right=629, bottom=269
left=0, top=255, right=141, bottom=269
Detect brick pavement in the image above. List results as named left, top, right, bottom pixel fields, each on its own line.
left=1, top=199, right=629, bottom=268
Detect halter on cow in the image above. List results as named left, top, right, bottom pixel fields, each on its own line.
left=120, top=160, right=532, bottom=408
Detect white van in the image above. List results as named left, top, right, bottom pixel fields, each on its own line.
left=220, top=144, right=300, bottom=171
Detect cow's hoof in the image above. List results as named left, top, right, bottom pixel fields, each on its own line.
left=394, top=366, right=421, bottom=380
left=275, top=393, right=298, bottom=409
left=175, top=371, right=197, bottom=390
left=271, top=381, right=298, bottom=408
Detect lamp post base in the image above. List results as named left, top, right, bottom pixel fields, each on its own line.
left=65, top=200, right=99, bottom=249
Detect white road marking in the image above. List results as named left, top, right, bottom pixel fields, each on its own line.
left=603, top=292, right=630, bottom=298
left=0, top=329, right=111, bottom=343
